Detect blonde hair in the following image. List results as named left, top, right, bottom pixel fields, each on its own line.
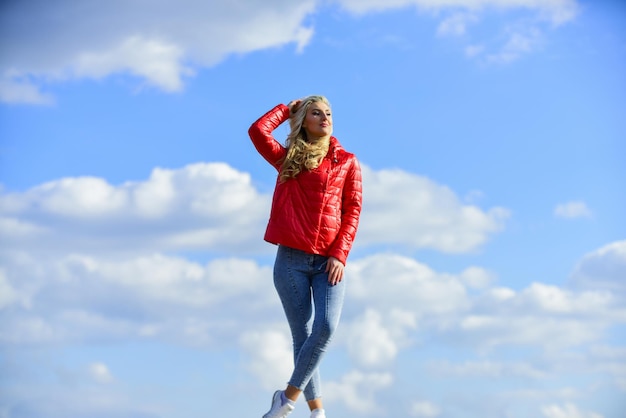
left=279, top=95, right=331, bottom=182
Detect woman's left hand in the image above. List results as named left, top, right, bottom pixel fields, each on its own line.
left=326, top=257, right=344, bottom=286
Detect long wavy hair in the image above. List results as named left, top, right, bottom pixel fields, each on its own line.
left=279, top=95, right=331, bottom=182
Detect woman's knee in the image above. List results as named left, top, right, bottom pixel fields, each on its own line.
left=312, top=317, right=337, bottom=342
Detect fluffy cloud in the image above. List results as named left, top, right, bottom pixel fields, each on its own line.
left=5, top=239, right=617, bottom=354
left=1, top=240, right=624, bottom=416
left=0, top=251, right=277, bottom=346
left=437, top=12, right=479, bottom=37
left=325, top=370, right=393, bottom=413
left=88, top=362, right=115, bottom=384
left=428, top=359, right=549, bottom=379
left=0, top=163, right=507, bottom=255
left=240, top=329, right=294, bottom=390
left=0, top=0, right=579, bottom=104
left=342, top=251, right=623, bottom=358
left=0, top=162, right=271, bottom=255
left=343, top=309, right=408, bottom=367
left=359, top=166, right=509, bottom=253
left=73, top=36, right=191, bottom=92
left=0, top=0, right=316, bottom=103
left=554, top=200, right=593, bottom=219
left=571, top=241, right=626, bottom=296
left=485, top=26, right=544, bottom=63
left=457, top=283, right=620, bottom=351
left=541, top=403, right=604, bottom=418
left=0, top=269, right=18, bottom=309
left=336, top=0, right=578, bottom=64
left=410, top=400, right=441, bottom=418
left=348, top=253, right=469, bottom=314
left=1, top=161, right=622, bottom=416
left=336, top=0, right=578, bottom=24
left=3, top=378, right=164, bottom=418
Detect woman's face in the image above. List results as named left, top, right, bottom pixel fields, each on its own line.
left=302, top=101, right=332, bottom=140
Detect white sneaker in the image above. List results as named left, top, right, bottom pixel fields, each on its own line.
left=310, top=408, right=326, bottom=418
left=262, top=390, right=295, bottom=418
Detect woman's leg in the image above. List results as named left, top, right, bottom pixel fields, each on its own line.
left=289, top=254, right=346, bottom=402
left=273, top=246, right=315, bottom=398
left=273, top=247, right=346, bottom=405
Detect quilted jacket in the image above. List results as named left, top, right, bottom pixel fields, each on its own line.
left=248, top=104, right=362, bottom=264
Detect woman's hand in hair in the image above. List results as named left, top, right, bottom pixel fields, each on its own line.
left=326, top=257, right=345, bottom=286
left=288, top=99, right=302, bottom=115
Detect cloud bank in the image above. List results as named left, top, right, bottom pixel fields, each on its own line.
left=0, top=0, right=579, bottom=104
left=0, top=162, right=506, bottom=255
left=0, top=161, right=623, bottom=417
left=1, top=238, right=623, bottom=416
left=0, top=0, right=316, bottom=104
left=555, top=200, right=593, bottom=219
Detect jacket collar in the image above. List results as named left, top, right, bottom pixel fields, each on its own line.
left=329, top=136, right=344, bottom=163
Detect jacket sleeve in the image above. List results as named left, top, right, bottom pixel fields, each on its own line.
left=248, top=104, right=290, bottom=171
left=328, top=156, right=363, bottom=264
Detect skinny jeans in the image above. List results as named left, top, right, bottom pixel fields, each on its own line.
left=273, top=245, right=346, bottom=401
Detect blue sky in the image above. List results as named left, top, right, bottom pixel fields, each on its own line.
left=0, top=1, right=625, bottom=417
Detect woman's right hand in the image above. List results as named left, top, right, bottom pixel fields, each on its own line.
left=288, top=99, right=302, bottom=115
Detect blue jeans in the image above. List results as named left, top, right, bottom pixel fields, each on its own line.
left=273, top=245, right=346, bottom=401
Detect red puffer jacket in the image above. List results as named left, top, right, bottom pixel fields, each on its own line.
left=248, top=104, right=362, bottom=265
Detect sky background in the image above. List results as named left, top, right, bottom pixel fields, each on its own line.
left=1, top=1, right=625, bottom=417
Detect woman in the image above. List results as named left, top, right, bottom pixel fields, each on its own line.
left=248, top=96, right=362, bottom=418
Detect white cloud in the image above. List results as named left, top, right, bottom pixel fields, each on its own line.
left=88, top=362, right=114, bottom=384
left=347, top=253, right=471, bottom=316
left=457, top=280, right=619, bottom=351
left=0, top=73, right=55, bottom=105
left=1, top=157, right=623, bottom=417
left=27, top=177, right=128, bottom=217
left=240, top=329, right=293, bottom=390
left=0, top=251, right=277, bottom=346
left=485, top=26, right=544, bottom=63
left=74, top=36, right=192, bottom=92
left=325, top=370, right=393, bottom=413
left=1, top=236, right=624, bottom=416
left=0, top=269, right=18, bottom=309
left=461, top=314, right=599, bottom=350
left=2, top=195, right=622, bottom=355
left=344, top=309, right=406, bottom=367
left=520, top=282, right=615, bottom=315
left=465, top=44, right=486, bottom=57
left=336, top=0, right=579, bottom=25
left=340, top=249, right=620, bottom=359
left=541, top=402, right=604, bottom=418
left=337, top=0, right=577, bottom=65
left=554, top=200, right=593, bottom=219
left=0, top=163, right=507, bottom=255
left=410, top=400, right=441, bottom=417
left=437, top=13, right=478, bottom=37
left=359, top=166, right=509, bottom=253
left=428, top=359, right=549, bottom=379
left=0, top=0, right=579, bottom=104
left=460, top=266, right=495, bottom=288
left=0, top=0, right=316, bottom=103
left=571, top=240, right=626, bottom=296
left=2, top=371, right=165, bottom=418
left=0, top=216, right=48, bottom=239
left=489, top=286, right=516, bottom=301
left=0, top=162, right=271, bottom=254
left=339, top=249, right=623, bottom=356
